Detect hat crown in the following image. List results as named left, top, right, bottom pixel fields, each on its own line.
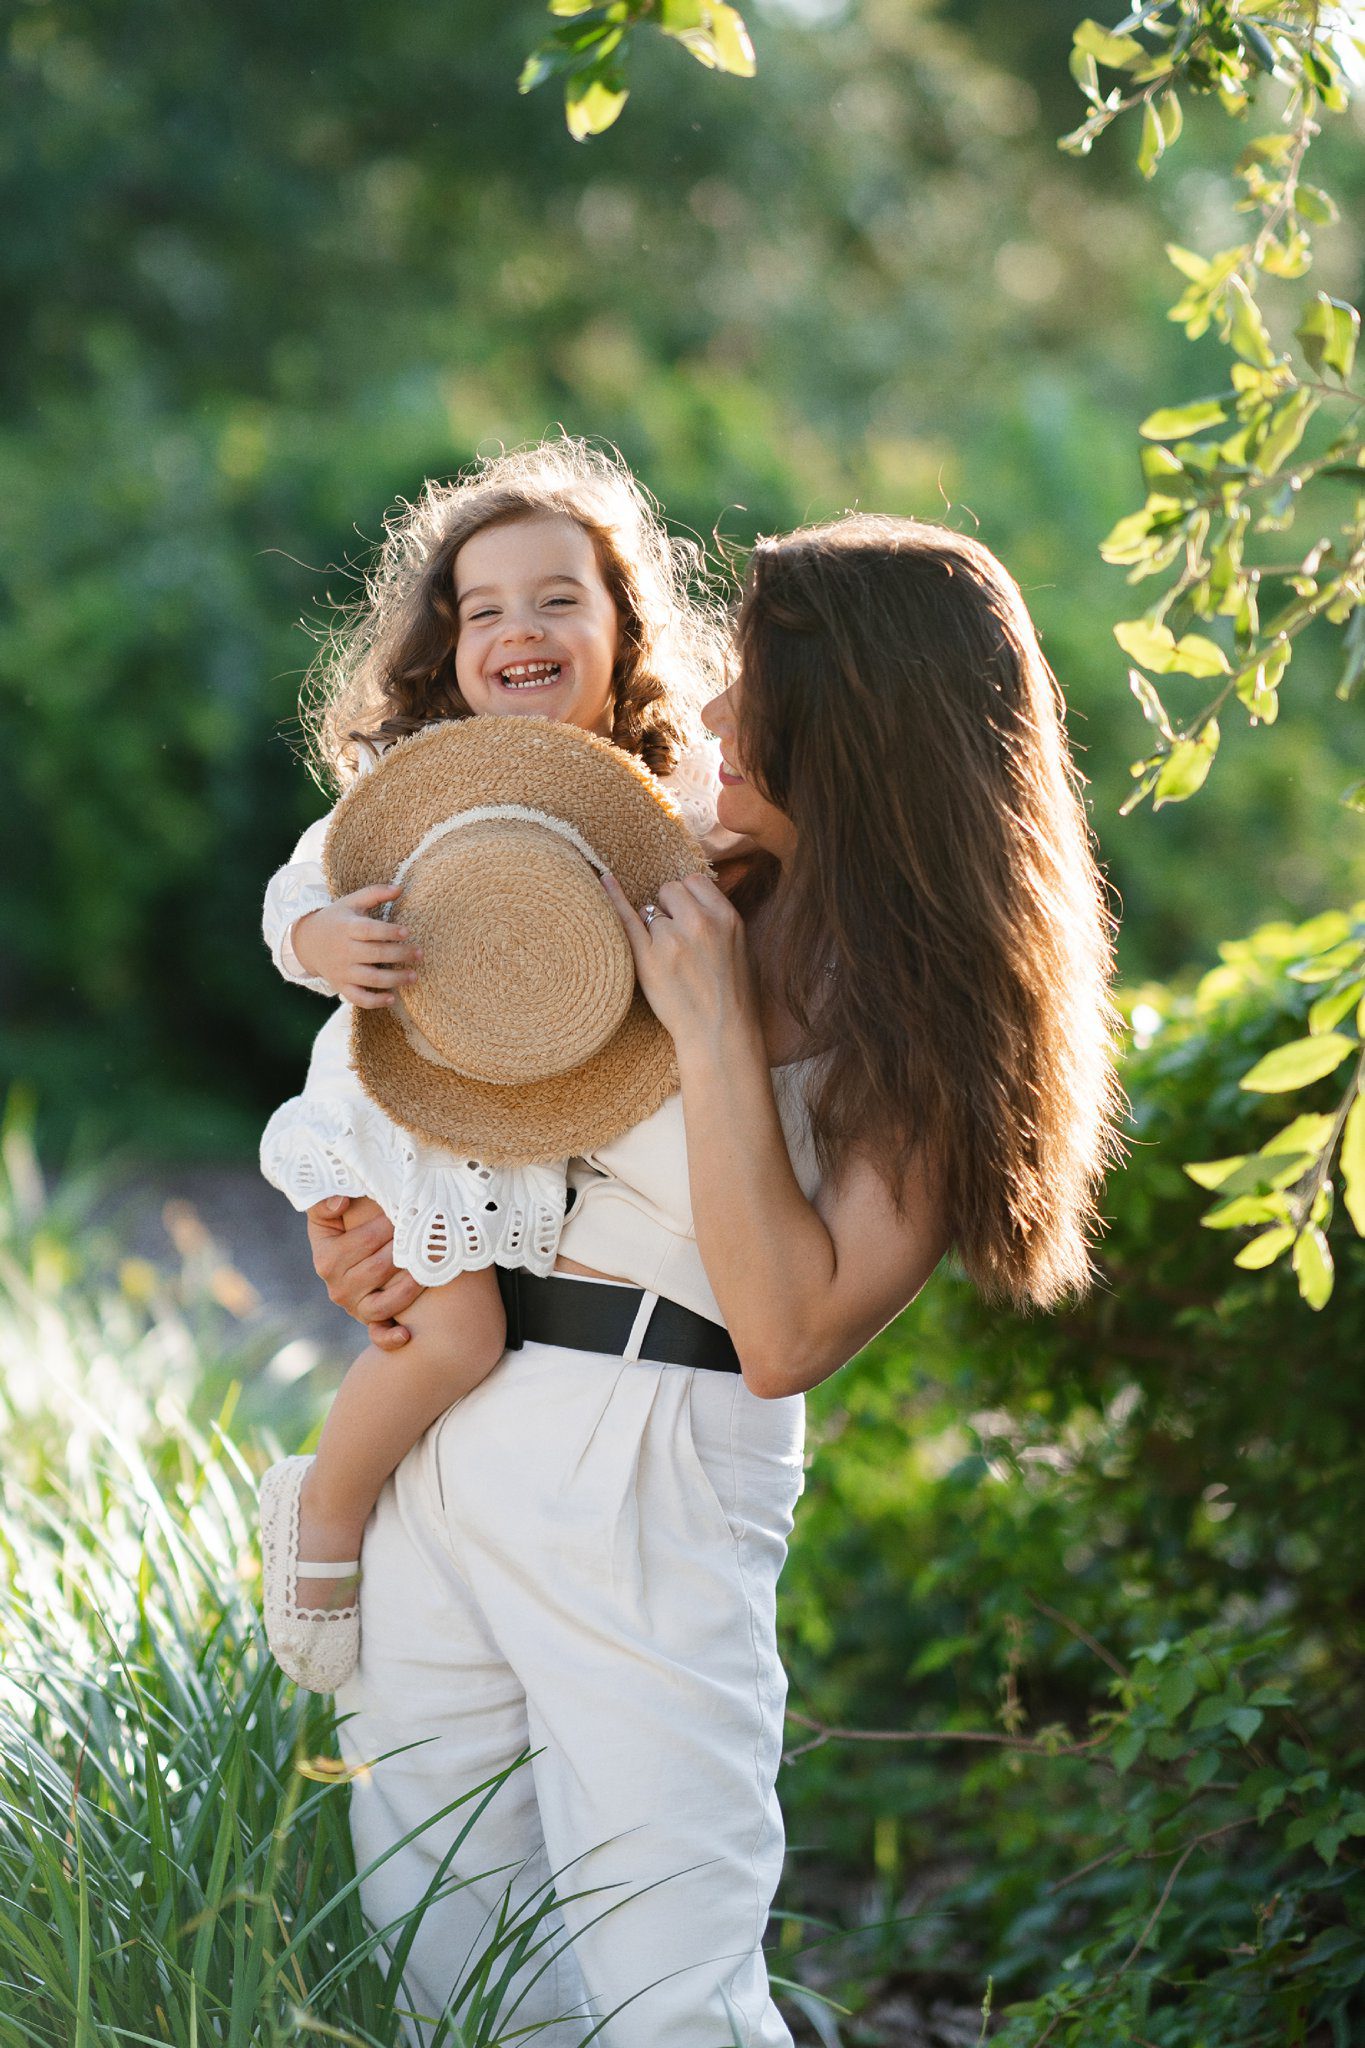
left=398, top=817, right=634, bottom=1086
left=325, top=717, right=707, bottom=1164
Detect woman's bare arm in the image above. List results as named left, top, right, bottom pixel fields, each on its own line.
left=603, top=870, right=947, bottom=1397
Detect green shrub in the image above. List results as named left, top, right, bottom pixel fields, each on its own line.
left=781, top=908, right=1365, bottom=2041
left=0, top=1124, right=635, bottom=2046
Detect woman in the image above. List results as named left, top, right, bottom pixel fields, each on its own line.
left=304, top=516, right=1119, bottom=2044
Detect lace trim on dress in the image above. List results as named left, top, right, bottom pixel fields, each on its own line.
left=260, top=1092, right=569, bottom=1283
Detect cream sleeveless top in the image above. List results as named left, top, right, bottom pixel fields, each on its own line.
left=557, top=1059, right=823, bottom=1325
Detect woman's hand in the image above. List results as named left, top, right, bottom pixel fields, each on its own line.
left=292, top=886, right=423, bottom=1007
left=601, top=871, right=762, bottom=1060
left=305, top=1195, right=422, bottom=1349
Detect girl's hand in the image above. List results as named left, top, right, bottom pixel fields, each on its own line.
left=292, top=885, right=423, bottom=1007
left=305, top=1195, right=421, bottom=1348
left=600, top=871, right=761, bottom=1059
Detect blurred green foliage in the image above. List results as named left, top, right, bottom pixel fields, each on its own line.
left=783, top=904, right=1365, bottom=2039
left=5, top=0, right=1364, bottom=1157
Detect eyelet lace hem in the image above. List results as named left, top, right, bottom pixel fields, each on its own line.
left=260, top=1092, right=569, bottom=1283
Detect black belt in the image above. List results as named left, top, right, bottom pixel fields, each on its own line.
left=496, top=1268, right=743, bottom=1375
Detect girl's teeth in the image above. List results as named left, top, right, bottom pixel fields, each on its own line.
left=500, top=663, right=561, bottom=689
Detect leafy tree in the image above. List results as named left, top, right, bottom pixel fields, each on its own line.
left=1057, top=3, right=1365, bottom=1306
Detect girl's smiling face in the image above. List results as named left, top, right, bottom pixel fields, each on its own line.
left=453, top=514, right=620, bottom=736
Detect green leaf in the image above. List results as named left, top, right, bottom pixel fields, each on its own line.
left=1159, top=1665, right=1198, bottom=1718
left=1115, top=618, right=1176, bottom=670
left=1338, top=608, right=1365, bottom=704
left=548, top=0, right=601, bottom=13
left=1137, top=99, right=1164, bottom=179
left=1110, top=1725, right=1145, bottom=1774
left=1235, top=1225, right=1295, bottom=1269
left=1166, top=244, right=1208, bottom=283
left=1072, top=18, right=1145, bottom=68
left=664, top=0, right=756, bottom=76
left=1153, top=720, right=1219, bottom=807
left=1265, top=1112, right=1336, bottom=1156
left=1186, top=1154, right=1246, bottom=1191
left=1314, top=1822, right=1348, bottom=1866
left=1140, top=399, right=1228, bottom=440
left=1309, top=979, right=1364, bottom=1035
left=1256, top=389, right=1317, bottom=477
left=1203, top=1193, right=1284, bottom=1231
left=1129, top=668, right=1171, bottom=735
left=518, top=46, right=569, bottom=90
left=1297, top=295, right=1360, bottom=381
left=1225, top=277, right=1276, bottom=368
left=1226, top=1705, right=1264, bottom=1744
left=1293, top=1226, right=1334, bottom=1310
left=564, top=67, right=630, bottom=138
left=1341, top=1090, right=1365, bottom=1236
left=1241, top=1034, right=1355, bottom=1093
left=1294, top=184, right=1338, bottom=227
left=1168, top=633, right=1229, bottom=679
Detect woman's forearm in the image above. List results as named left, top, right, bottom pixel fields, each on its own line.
left=676, top=1023, right=842, bottom=1397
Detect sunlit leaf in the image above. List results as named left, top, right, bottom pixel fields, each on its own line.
left=1137, top=99, right=1164, bottom=179
left=1153, top=720, right=1219, bottom=807
left=1129, top=667, right=1171, bottom=735
left=1203, top=1192, right=1284, bottom=1230
left=1292, top=1226, right=1334, bottom=1310
left=1341, top=1090, right=1365, bottom=1236
left=1309, top=980, right=1365, bottom=1036
left=1297, top=295, right=1359, bottom=382
left=1168, top=633, right=1229, bottom=679
left=1072, top=18, right=1145, bottom=68
left=1234, top=1224, right=1294, bottom=1269
left=1115, top=618, right=1176, bottom=669
left=565, top=69, right=630, bottom=137
left=1225, top=277, right=1276, bottom=369
left=1185, top=1154, right=1247, bottom=1191
left=1256, top=389, right=1317, bottom=477
left=1240, top=1034, right=1356, bottom=1094
left=664, top=0, right=756, bottom=76
left=1294, top=184, right=1338, bottom=227
left=1140, top=399, right=1228, bottom=440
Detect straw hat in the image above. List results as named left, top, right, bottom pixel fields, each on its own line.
left=322, top=717, right=707, bottom=1165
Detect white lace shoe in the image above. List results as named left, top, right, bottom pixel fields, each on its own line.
left=259, top=1455, right=362, bottom=1693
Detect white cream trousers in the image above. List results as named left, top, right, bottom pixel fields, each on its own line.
left=334, top=1328, right=806, bottom=2047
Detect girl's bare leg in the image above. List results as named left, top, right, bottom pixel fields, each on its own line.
left=294, top=1263, right=507, bottom=1608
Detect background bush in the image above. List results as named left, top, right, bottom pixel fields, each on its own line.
left=5, top=0, right=1364, bottom=1157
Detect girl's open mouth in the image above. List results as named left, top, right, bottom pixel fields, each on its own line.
left=498, top=661, right=562, bottom=691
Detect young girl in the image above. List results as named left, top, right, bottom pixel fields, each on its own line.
left=258, top=440, right=741, bottom=1692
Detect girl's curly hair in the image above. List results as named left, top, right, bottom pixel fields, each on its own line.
left=301, top=439, right=728, bottom=789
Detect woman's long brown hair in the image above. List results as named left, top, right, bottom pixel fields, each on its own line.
left=301, top=439, right=726, bottom=786
left=735, top=516, right=1121, bottom=1309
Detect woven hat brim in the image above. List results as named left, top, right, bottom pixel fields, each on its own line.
left=351, top=989, right=679, bottom=1167
left=324, top=717, right=703, bottom=908
left=325, top=719, right=707, bottom=1165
